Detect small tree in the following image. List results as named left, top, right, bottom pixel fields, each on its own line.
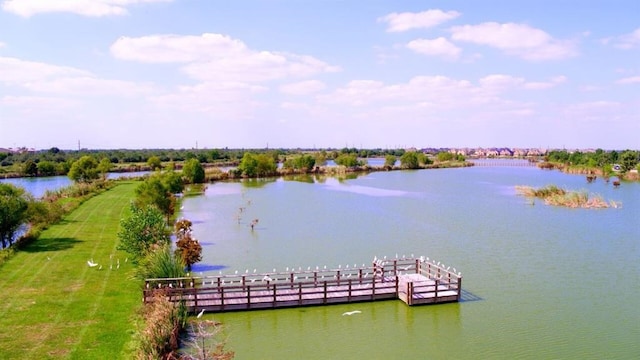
left=0, top=183, right=31, bottom=248
left=147, top=156, right=163, bottom=171
left=97, top=157, right=112, bottom=179
left=182, top=158, right=205, bottom=184
left=68, top=156, right=100, bottom=183
left=384, top=155, right=396, bottom=168
left=22, top=160, right=38, bottom=177
left=37, top=160, right=58, bottom=176
left=135, top=174, right=176, bottom=220
left=174, top=219, right=202, bottom=271
left=400, top=152, right=420, bottom=169
left=117, top=204, right=169, bottom=262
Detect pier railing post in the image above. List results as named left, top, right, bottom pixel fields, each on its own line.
left=247, top=285, right=251, bottom=309
left=457, top=277, right=462, bottom=301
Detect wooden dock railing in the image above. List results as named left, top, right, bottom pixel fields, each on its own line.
left=144, top=256, right=462, bottom=312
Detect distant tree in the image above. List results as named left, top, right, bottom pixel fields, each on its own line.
left=68, top=156, right=99, bottom=183
left=620, top=150, right=639, bottom=172
left=22, top=160, right=38, bottom=177
left=97, top=157, right=112, bottom=179
left=147, top=156, right=162, bottom=171
left=117, top=204, right=169, bottom=262
left=0, top=183, right=31, bottom=248
left=436, top=152, right=455, bottom=162
left=314, top=151, right=327, bottom=167
left=400, top=152, right=420, bottom=169
left=294, top=155, right=316, bottom=172
left=334, top=153, right=361, bottom=167
left=37, top=160, right=57, bottom=176
left=238, top=152, right=277, bottom=177
left=384, top=155, right=396, bottom=168
left=135, top=175, right=175, bottom=220
left=182, top=158, right=205, bottom=183
left=162, top=170, right=184, bottom=194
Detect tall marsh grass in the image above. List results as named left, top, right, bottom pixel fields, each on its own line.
left=516, top=185, right=617, bottom=209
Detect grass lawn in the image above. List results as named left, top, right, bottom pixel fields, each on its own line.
left=0, top=182, right=141, bottom=359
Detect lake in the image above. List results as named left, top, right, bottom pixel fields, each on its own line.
left=181, top=164, right=639, bottom=359
left=0, top=171, right=149, bottom=198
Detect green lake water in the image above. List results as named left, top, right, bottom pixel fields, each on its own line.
left=182, top=165, right=639, bottom=359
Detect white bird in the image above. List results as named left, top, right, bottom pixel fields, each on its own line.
left=98, top=265, right=103, bottom=270
left=87, top=260, right=98, bottom=267
left=342, top=310, right=362, bottom=316
left=197, top=309, right=205, bottom=318
left=47, top=256, right=51, bottom=261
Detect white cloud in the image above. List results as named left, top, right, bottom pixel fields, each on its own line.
left=406, top=37, right=461, bottom=60
left=450, top=22, right=577, bottom=61
left=616, top=76, right=640, bottom=84
left=110, top=33, right=340, bottom=83
left=609, top=28, right=640, bottom=49
left=0, top=41, right=5, bottom=48
left=0, top=56, right=155, bottom=96
left=480, top=74, right=566, bottom=91
left=1, top=0, right=172, bottom=17
left=378, top=9, right=460, bottom=32
left=0, top=56, right=89, bottom=83
left=279, top=80, right=326, bottom=95
left=110, top=33, right=247, bottom=63
left=150, top=82, right=267, bottom=114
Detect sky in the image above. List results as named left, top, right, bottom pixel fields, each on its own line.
left=0, top=0, right=639, bottom=150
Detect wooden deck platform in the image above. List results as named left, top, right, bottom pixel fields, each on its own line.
left=144, top=257, right=462, bottom=313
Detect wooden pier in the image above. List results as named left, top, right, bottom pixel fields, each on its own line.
left=143, top=256, right=462, bottom=313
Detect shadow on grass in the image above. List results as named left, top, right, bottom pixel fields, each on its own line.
left=21, top=237, right=83, bottom=253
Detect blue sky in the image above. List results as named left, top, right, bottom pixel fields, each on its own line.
left=1, top=0, right=638, bottom=150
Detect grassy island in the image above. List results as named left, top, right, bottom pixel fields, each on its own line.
left=515, top=185, right=620, bottom=209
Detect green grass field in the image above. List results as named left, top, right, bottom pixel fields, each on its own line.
left=0, top=182, right=141, bottom=359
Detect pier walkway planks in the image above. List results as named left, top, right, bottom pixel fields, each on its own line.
left=144, top=257, right=462, bottom=313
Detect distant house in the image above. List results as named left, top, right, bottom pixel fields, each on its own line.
left=499, top=148, right=513, bottom=157
left=513, top=149, right=528, bottom=157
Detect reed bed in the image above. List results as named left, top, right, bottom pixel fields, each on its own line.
left=516, top=185, right=617, bottom=209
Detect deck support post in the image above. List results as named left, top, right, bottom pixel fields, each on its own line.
left=220, top=287, right=225, bottom=310
left=323, top=281, right=327, bottom=304
left=434, top=279, right=439, bottom=299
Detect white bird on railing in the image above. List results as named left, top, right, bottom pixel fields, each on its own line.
left=262, top=275, right=273, bottom=282
left=342, top=310, right=362, bottom=316
left=197, top=309, right=205, bottom=318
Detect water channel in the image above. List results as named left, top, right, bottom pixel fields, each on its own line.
left=182, top=164, right=639, bottom=359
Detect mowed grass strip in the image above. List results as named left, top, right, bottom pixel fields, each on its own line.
left=0, top=182, right=141, bottom=359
